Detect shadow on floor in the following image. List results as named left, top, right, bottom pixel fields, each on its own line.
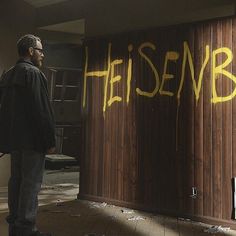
left=0, top=198, right=231, bottom=236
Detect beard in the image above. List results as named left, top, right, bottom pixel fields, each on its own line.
left=31, top=53, right=42, bottom=68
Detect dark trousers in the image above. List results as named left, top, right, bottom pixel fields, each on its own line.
left=6, top=150, right=45, bottom=236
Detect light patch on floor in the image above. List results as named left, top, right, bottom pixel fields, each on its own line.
left=1, top=168, right=236, bottom=235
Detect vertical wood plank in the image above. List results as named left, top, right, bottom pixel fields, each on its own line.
left=202, top=22, right=213, bottom=217
left=221, top=18, right=233, bottom=220
left=212, top=20, right=223, bottom=219
left=194, top=25, right=204, bottom=216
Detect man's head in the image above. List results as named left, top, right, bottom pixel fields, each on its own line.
left=17, top=34, right=44, bottom=68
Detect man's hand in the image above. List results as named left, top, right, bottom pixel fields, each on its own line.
left=46, top=147, right=56, bottom=154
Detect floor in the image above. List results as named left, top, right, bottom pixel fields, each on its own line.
left=0, top=167, right=236, bottom=236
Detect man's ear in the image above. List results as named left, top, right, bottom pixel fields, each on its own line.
left=28, top=47, right=34, bottom=56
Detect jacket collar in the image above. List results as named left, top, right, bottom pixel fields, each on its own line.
left=16, top=58, right=34, bottom=66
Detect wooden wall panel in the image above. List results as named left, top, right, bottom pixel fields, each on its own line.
left=212, top=20, right=223, bottom=219
left=202, top=22, right=213, bottom=218
left=79, top=16, right=236, bottom=227
left=222, top=19, right=233, bottom=221
left=232, top=18, right=236, bottom=193
left=194, top=25, right=204, bottom=217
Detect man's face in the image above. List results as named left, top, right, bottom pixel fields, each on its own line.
left=31, top=40, right=44, bottom=68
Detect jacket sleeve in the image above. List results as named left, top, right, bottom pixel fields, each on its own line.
left=27, top=69, right=56, bottom=151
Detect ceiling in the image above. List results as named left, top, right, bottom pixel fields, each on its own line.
left=39, top=19, right=84, bottom=35
left=23, top=0, right=69, bottom=8
left=22, top=0, right=235, bottom=37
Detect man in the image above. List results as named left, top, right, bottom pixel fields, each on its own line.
left=0, top=35, right=56, bottom=236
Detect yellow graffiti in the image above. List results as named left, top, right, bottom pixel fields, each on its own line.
left=177, top=42, right=210, bottom=103
left=136, top=42, right=160, bottom=97
left=160, top=51, right=179, bottom=96
left=103, top=44, right=112, bottom=112
left=211, top=47, right=236, bottom=103
left=82, top=44, right=111, bottom=113
left=83, top=41, right=236, bottom=114
left=126, top=44, right=133, bottom=104
left=108, top=59, right=123, bottom=106
left=82, top=46, right=89, bottom=108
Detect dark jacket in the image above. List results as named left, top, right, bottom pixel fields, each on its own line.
left=0, top=59, right=55, bottom=153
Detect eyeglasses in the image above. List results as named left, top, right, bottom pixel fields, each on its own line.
left=33, top=47, right=44, bottom=54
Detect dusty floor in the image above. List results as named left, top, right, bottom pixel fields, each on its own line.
left=1, top=168, right=236, bottom=236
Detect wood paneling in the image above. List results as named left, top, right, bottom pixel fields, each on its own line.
left=79, top=16, right=236, bottom=227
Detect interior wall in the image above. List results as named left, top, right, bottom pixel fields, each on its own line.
left=0, top=0, right=36, bottom=186
left=44, top=43, right=82, bottom=68
left=79, top=15, right=236, bottom=228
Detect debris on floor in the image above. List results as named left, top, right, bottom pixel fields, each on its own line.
left=121, top=209, right=134, bottom=214
left=56, top=199, right=64, bottom=206
left=203, top=225, right=230, bottom=234
left=41, top=185, right=56, bottom=190
left=84, top=233, right=105, bottom=236
left=42, top=183, right=79, bottom=191
left=128, top=216, right=145, bottom=221
left=55, top=183, right=79, bottom=188
left=89, top=202, right=107, bottom=208
left=178, top=217, right=191, bottom=222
